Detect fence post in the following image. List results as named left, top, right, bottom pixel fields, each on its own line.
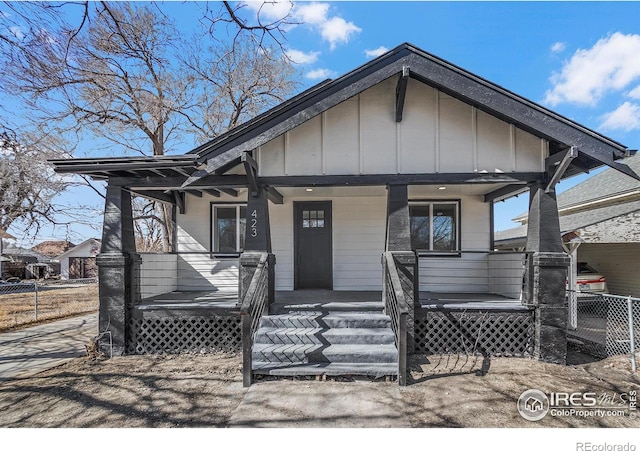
left=34, top=283, right=39, bottom=320
left=628, top=296, right=637, bottom=372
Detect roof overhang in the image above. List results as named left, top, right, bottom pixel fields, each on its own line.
left=50, top=43, right=640, bottom=191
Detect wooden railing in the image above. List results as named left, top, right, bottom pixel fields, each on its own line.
left=382, top=251, right=409, bottom=386
left=239, top=252, right=271, bottom=387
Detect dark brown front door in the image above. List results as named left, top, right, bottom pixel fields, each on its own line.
left=294, top=201, right=332, bottom=289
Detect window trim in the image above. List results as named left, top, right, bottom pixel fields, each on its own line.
left=210, top=202, right=247, bottom=256
left=409, top=199, right=461, bottom=256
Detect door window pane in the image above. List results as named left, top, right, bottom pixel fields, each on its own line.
left=302, top=210, right=325, bottom=228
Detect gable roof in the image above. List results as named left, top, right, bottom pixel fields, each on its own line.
left=57, top=238, right=101, bottom=259
left=51, top=42, right=637, bottom=183
left=183, top=42, right=635, bottom=182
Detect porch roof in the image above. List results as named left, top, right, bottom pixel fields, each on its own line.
left=51, top=42, right=639, bottom=194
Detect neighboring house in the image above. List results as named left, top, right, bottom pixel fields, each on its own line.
left=1, top=244, right=55, bottom=279
left=496, top=154, right=640, bottom=297
left=52, top=43, right=639, bottom=382
left=58, top=238, right=100, bottom=280
left=32, top=240, right=75, bottom=258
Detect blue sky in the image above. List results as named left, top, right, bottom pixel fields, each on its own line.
left=5, top=1, right=640, bottom=245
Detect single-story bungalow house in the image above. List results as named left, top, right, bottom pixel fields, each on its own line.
left=52, top=43, right=639, bottom=385
left=1, top=244, right=55, bottom=279
left=496, top=154, right=640, bottom=298
left=58, top=238, right=101, bottom=280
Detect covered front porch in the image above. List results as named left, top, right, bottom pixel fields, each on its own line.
left=134, top=288, right=526, bottom=311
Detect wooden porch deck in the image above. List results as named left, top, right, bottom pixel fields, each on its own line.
left=136, top=289, right=527, bottom=312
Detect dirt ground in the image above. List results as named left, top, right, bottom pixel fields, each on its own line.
left=0, top=350, right=638, bottom=428
left=0, top=284, right=98, bottom=331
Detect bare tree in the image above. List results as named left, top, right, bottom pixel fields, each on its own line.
left=0, top=1, right=299, bottom=251
left=0, top=128, right=72, bottom=235
left=184, top=35, right=298, bottom=141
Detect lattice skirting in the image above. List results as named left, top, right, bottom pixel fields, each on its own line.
left=415, top=310, right=535, bottom=357
left=127, top=313, right=241, bottom=354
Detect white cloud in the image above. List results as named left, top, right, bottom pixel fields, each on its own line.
left=285, top=49, right=320, bottom=64
left=293, top=2, right=361, bottom=49
left=305, top=68, right=337, bottom=80
left=544, top=32, right=640, bottom=106
left=243, top=1, right=293, bottom=22
left=295, top=2, right=330, bottom=25
left=243, top=2, right=362, bottom=50
left=550, top=42, right=566, bottom=53
left=319, top=16, right=361, bottom=50
left=600, top=102, right=640, bottom=131
left=364, top=46, right=389, bottom=59
left=628, top=85, right=640, bottom=100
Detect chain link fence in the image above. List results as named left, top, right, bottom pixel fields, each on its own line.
left=568, top=291, right=639, bottom=372
left=0, top=279, right=98, bottom=331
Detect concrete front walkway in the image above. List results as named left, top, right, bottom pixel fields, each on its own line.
left=0, top=313, right=97, bottom=382
left=228, top=379, right=412, bottom=427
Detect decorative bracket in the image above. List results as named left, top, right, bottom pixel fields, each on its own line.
left=545, top=146, right=578, bottom=193
left=395, top=66, right=410, bottom=122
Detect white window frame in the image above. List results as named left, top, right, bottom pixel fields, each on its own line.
left=409, top=200, right=460, bottom=254
left=212, top=204, right=246, bottom=254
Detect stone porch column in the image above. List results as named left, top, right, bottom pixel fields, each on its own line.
left=385, top=184, right=418, bottom=354
left=523, top=182, right=570, bottom=364
left=96, top=184, right=140, bottom=356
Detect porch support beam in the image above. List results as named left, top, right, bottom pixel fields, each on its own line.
left=261, top=172, right=543, bottom=187
left=395, top=66, right=410, bottom=122
left=265, top=185, right=284, bottom=205
left=239, top=186, right=275, bottom=313
left=384, top=184, right=418, bottom=355
left=173, top=191, right=186, bottom=214
left=131, top=190, right=176, bottom=205
left=523, top=182, right=570, bottom=364
left=242, top=151, right=259, bottom=197
left=96, top=184, right=141, bottom=356
left=484, top=184, right=529, bottom=203
left=218, top=188, right=239, bottom=197
left=545, top=146, right=578, bottom=193
left=203, top=189, right=221, bottom=197
left=243, top=186, right=272, bottom=253
left=385, top=184, right=412, bottom=251
left=110, top=175, right=249, bottom=189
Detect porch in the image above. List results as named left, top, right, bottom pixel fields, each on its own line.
left=134, top=288, right=526, bottom=311
left=128, top=285, right=533, bottom=361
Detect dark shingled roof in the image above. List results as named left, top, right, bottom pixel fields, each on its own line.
left=496, top=154, right=640, bottom=245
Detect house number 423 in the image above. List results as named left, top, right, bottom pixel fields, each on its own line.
left=250, top=209, right=258, bottom=237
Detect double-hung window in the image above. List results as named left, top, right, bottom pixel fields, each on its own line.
left=212, top=205, right=246, bottom=253
left=409, top=201, right=459, bottom=253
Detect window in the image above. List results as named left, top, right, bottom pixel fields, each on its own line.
left=409, top=202, right=459, bottom=252
left=213, top=205, right=246, bottom=253
left=302, top=209, right=325, bottom=228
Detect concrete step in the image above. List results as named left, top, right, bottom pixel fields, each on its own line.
left=259, top=312, right=391, bottom=329
left=252, top=343, right=398, bottom=365
left=254, top=327, right=396, bottom=345
left=272, top=301, right=384, bottom=314
left=252, top=362, right=398, bottom=378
